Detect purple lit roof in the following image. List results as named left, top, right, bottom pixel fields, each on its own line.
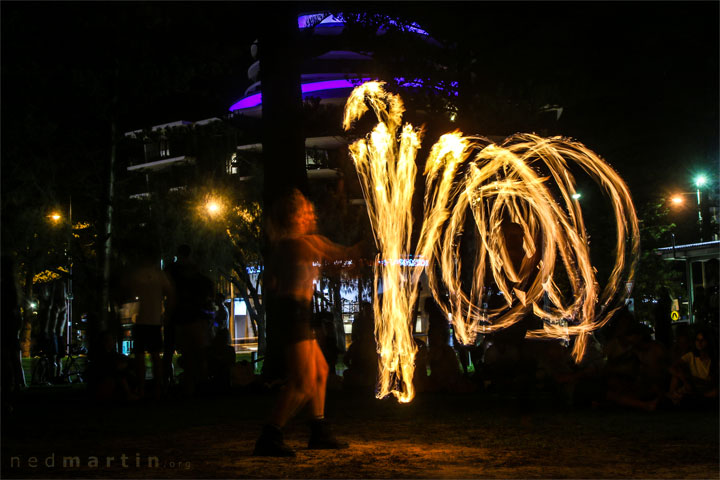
left=229, top=78, right=371, bottom=111
left=297, top=13, right=429, bottom=36
left=229, top=78, right=458, bottom=112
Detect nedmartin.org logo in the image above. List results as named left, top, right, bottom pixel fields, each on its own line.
left=8, top=453, right=191, bottom=470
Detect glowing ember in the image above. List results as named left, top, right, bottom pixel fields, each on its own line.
left=344, top=81, right=639, bottom=403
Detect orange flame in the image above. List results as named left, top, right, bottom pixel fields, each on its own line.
left=344, top=82, right=639, bottom=403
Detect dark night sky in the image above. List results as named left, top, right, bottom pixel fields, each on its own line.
left=2, top=1, right=718, bottom=217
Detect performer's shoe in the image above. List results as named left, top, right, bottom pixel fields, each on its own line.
left=308, top=419, right=349, bottom=450
left=253, top=424, right=296, bottom=457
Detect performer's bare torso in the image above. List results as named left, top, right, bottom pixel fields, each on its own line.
left=268, top=196, right=352, bottom=303
left=272, top=234, right=347, bottom=303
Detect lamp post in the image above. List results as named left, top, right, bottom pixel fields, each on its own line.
left=67, top=198, right=73, bottom=357
left=694, top=175, right=707, bottom=240
left=47, top=199, right=73, bottom=358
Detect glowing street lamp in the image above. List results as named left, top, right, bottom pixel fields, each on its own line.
left=200, top=194, right=226, bottom=220
left=48, top=211, right=62, bottom=224
left=670, top=195, right=684, bottom=205
left=571, top=192, right=582, bottom=200
left=206, top=201, right=221, bottom=215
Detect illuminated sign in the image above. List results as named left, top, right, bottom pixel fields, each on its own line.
left=378, top=257, right=429, bottom=267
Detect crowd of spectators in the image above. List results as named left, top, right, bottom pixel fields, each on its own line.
left=338, top=297, right=717, bottom=412
left=8, top=238, right=717, bottom=414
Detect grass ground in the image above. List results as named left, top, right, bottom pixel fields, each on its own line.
left=2, top=381, right=718, bottom=479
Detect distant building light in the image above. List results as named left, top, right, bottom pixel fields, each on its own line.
left=234, top=298, right=247, bottom=316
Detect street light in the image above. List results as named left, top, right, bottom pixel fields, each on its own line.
left=571, top=192, right=582, bottom=200
left=694, top=174, right=706, bottom=226
left=670, top=195, right=684, bottom=205
left=206, top=200, right=222, bottom=216
left=199, top=194, right=227, bottom=220
left=48, top=211, right=62, bottom=223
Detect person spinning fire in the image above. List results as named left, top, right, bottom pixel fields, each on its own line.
left=254, top=189, right=359, bottom=456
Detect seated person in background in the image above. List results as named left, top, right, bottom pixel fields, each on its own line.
left=668, top=329, right=718, bottom=407
left=231, top=359, right=260, bottom=389
left=426, top=298, right=475, bottom=393
left=87, top=331, right=137, bottom=403
left=602, top=319, right=669, bottom=411
left=314, top=311, right=341, bottom=390
left=205, top=328, right=236, bottom=392
left=477, top=319, right=533, bottom=394
left=413, top=338, right=430, bottom=393
left=343, top=302, right=378, bottom=391
left=669, top=323, right=693, bottom=364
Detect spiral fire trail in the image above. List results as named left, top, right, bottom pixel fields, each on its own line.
left=344, top=81, right=639, bottom=402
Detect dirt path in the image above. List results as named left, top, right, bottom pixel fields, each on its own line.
left=3, top=386, right=718, bottom=478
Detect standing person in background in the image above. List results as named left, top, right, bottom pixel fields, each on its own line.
left=254, top=189, right=358, bottom=457
left=49, top=282, right=68, bottom=380
left=128, top=248, right=174, bottom=399
left=165, top=244, right=213, bottom=396
left=653, top=287, right=673, bottom=349
left=213, top=292, right=230, bottom=341
left=163, top=245, right=194, bottom=387
left=38, top=281, right=64, bottom=383
left=2, top=254, right=26, bottom=413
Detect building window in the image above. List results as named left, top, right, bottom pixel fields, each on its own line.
left=143, top=142, right=158, bottom=161
left=305, top=148, right=329, bottom=169
left=159, top=136, right=170, bottom=157
left=226, top=153, right=239, bottom=175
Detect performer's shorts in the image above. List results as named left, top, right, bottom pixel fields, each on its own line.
left=271, top=297, right=315, bottom=345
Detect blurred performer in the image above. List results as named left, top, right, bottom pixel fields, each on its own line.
left=254, top=189, right=356, bottom=456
